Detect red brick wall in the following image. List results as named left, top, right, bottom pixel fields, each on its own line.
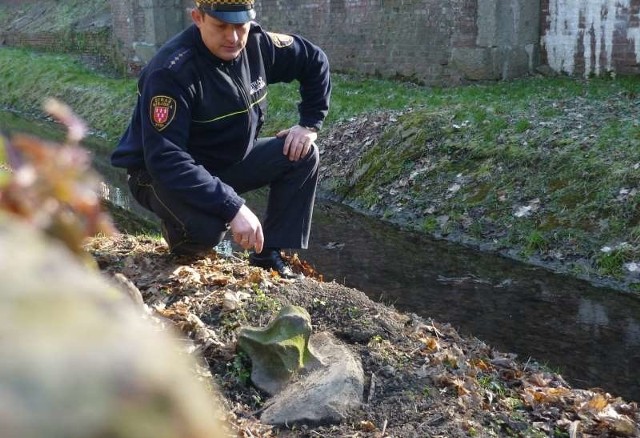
left=4, top=1, right=640, bottom=80
left=0, top=30, right=112, bottom=57
left=248, top=0, right=473, bottom=84
left=0, top=1, right=125, bottom=73
left=0, top=1, right=545, bottom=83
left=110, top=0, right=148, bottom=74
left=110, top=0, right=185, bottom=74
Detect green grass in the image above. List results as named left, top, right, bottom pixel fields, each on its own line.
left=259, top=73, right=434, bottom=135
left=0, top=0, right=107, bottom=32
left=2, top=46, right=610, bottom=140
left=2, top=46, right=640, bottom=287
left=0, top=48, right=136, bottom=140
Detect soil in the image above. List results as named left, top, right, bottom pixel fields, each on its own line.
left=87, top=233, right=640, bottom=437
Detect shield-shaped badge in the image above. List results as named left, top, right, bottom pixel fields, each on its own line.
left=150, top=95, right=176, bottom=131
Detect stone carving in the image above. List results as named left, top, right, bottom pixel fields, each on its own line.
left=237, top=304, right=364, bottom=426
left=238, top=305, right=322, bottom=395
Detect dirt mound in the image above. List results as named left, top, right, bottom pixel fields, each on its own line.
left=88, top=234, right=640, bottom=437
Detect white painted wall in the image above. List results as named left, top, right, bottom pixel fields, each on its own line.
left=543, top=0, right=640, bottom=77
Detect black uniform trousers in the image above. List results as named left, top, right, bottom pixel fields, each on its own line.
left=127, top=136, right=319, bottom=255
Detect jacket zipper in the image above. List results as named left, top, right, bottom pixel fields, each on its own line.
left=225, top=63, right=252, bottom=139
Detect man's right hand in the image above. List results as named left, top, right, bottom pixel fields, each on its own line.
left=229, top=204, right=264, bottom=253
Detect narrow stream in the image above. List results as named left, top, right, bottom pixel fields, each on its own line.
left=3, top=110, right=640, bottom=402
left=305, top=202, right=640, bottom=402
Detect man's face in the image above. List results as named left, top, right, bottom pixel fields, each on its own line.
left=192, top=9, right=250, bottom=61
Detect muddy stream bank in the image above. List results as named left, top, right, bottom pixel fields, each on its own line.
left=3, top=109, right=640, bottom=403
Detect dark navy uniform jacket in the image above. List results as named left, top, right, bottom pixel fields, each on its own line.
left=111, top=23, right=331, bottom=223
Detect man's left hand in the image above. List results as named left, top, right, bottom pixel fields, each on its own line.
left=277, top=125, right=318, bottom=161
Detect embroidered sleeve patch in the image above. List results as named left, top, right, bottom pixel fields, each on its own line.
left=150, top=95, right=177, bottom=131
left=267, top=32, right=294, bottom=48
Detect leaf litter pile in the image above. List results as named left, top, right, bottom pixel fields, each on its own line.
left=87, top=232, right=639, bottom=437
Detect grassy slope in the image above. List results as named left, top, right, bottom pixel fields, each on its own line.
left=0, top=0, right=106, bottom=32
left=2, top=47, right=640, bottom=290
left=328, top=78, right=640, bottom=288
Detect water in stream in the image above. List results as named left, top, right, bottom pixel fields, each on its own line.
left=305, top=202, right=640, bottom=402
left=3, top=110, right=640, bottom=402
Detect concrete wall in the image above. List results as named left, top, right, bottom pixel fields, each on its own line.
left=4, top=1, right=640, bottom=81
left=111, top=0, right=184, bottom=72
left=249, top=0, right=541, bottom=84
left=449, top=0, right=540, bottom=81
left=541, top=0, right=640, bottom=77
left=110, top=0, right=541, bottom=84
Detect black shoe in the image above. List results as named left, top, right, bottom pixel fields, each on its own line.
left=249, top=249, right=297, bottom=279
